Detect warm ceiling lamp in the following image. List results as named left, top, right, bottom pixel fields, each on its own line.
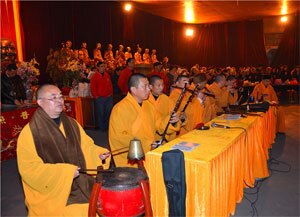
left=185, top=28, right=194, bottom=37
left=280, top=16, right=288, bottom=23
left=281, top=0, right=288, bottom=14
left=124, top=3, right=132, bottom=12
left=184, top=1, right=194, bottom=23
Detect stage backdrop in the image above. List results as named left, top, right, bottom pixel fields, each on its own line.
left=20, top=1, right=276, bottom=82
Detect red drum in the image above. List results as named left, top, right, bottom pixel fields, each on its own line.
left=98, top=167, right=147, bottom=216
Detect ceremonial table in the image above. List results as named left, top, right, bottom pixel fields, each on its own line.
left=145, top=107, right=277, bottom=217
left=0, top=100, right=76, bottom=161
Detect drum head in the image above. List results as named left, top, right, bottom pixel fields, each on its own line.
left=102, top=167, right=147, bottom=190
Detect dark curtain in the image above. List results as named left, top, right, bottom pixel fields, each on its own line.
left=20, top=1, right=269, bottom=83
left=271, top=15, right=300, bottom=68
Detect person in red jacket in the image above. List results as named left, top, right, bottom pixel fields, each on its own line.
left=117, top=58, right=135, bottom=96
left=90, top=61, right=113, bottom=131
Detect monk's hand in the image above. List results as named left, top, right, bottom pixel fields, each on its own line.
left=197, top=91, right=206, bottom=104
left=151, top=141, right=160, bottom=150
left=169, top=112, right=179, bottom=124
left=179, top=112, right=186, bottom=123
left=74, top=167, right=80, bottom=178
left=99, top=152, right=111, bottom=160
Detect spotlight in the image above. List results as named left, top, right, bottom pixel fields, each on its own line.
left=280, top=16, right=288, bottom=23
left=186, top=28, right=194, bottom=37
left=124, top=3, right=132, bottom=12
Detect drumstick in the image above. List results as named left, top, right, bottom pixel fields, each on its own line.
left=79, top=168, right=114, bottom=173
left=100, top=147, right=129, bottom=165
left=110, top=146, right=129, bottom=154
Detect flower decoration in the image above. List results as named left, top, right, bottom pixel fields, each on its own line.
left=62, top=59, right=87, bottom=87
left=17, top=57, right=40, bottom=86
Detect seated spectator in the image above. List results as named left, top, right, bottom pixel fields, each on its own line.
left=273, top=75, right=283, bottom=85
left=1, top=63, right=27, bottom=105
left=289, top=77, right=299, bottom=85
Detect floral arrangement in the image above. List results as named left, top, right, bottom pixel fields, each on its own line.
left=17, top=57, right=40, bottom=86
left=62, top=59, right=87, bottom=87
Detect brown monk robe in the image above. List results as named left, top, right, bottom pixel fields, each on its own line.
left=251, top=75, right=286, bottom=133
left=17, top=85, right=110, bottom=216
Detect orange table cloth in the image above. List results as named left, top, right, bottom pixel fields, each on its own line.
left=145, top=107, right=277, bottom=217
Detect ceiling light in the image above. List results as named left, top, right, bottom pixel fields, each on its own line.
left=124, top=3, right=132, bottom=12
left=186, top=28, right=194, bottom=37
left=184, top=1, right=194, bottom=23
left=280, top=16, right=288, bottom=23
left=281, top=0, right=288, bottom=14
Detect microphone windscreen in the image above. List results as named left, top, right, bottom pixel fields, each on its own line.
left=195, top=123, right=204, bottom=129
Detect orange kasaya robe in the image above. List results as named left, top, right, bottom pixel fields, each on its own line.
left=208, top=82, right=229, bottom=113
left=251, top=82, right=286, bottom=133
left=169, top=88, right=191, bottom=135
left=202, top=95, right=217, bottom=123
left=109, top=93, right=157, bottom=167
left=182, top=97, right=205, bottom=134
left=147, top=93, right=181, bottom=142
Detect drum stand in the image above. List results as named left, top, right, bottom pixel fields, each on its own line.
left=88, top=166, right=153, bottom=217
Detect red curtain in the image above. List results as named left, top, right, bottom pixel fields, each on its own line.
left=271, top=15, right=300, bottom=68
left=20, top=1, right=271, bottom=81
left=1, top=1, right=16, bottom=44
left=1, top=0, right=24, bottom=61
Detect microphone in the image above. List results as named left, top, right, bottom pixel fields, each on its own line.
left=211, top=122, right=230, bottom=129
left=195, top=123, right=210, bottom=130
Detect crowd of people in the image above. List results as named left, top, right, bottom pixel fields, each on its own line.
left=2, top=39, right=297, bottom=216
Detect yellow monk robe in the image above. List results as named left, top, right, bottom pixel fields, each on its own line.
left=109, top=92, right=157, bottom=167
left=208, top=82, right=229, bottom=113
left=169, top=88, right=190, bottom=112
left=147, top=92, right=181, bottom=142
left=169, top=88, right=191, bottom=135
left=182, top=97, right=205, bottom=133
left=202, top=95, right=217, bottom=123
left=17, top=122, right=110, bottom=217
left=251, top=82, right=286, bottom=133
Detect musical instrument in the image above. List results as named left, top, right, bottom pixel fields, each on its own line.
left=181, top=84, right=200, bottom=113
left=90, top=167, right=150, bottom=217
left=172, top=86, right=215, bottom=98
left=156, top=84, right=187, bottom=147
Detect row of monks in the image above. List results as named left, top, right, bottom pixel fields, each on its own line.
left=110, top=72, right=286, bottom=166
left=60, top=40, right=161, bottom=69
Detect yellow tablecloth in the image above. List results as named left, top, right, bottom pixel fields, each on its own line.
left=145, top=107, right=277, bottom=217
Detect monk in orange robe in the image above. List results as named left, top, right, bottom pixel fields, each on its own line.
left=251, top=74, right=285, bottom=133
left=226, top=75, right=239, bottom=105
left=169, top=75, right=190, bottom=135
left=148, top=75, right=182, bottom=142
left=193, top=73, right=218, bottom=124
left=208, top=73, right=228, bottom=114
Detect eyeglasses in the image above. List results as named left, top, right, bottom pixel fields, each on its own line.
left=38, top=95, right=64, bottom=102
